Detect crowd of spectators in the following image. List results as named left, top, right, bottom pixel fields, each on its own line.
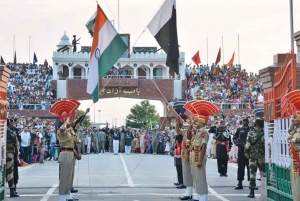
left=9, top=108, right=259, bottom=167
left=5, top=60, right=57, bottom=110
left=184, top=63, right=264, bottom=109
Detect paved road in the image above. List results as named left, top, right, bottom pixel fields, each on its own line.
left=8, top=153, right=261, bottom=201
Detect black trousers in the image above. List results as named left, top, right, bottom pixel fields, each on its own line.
left=237, top=148, right=250, bottom=181
left=175, top=157, right=183, bottom=184
left=217, top=159, right=228, bottom=175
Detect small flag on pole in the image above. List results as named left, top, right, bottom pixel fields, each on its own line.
left=215, top=47, right=221, bottom=65
left=227, top=52, right=235, bottom=66
left=85, top=12, right=96, bottom=37
left=191, top=50, right=201, bottom=65
left=147, top=0, right=179, bottom=74
left=33, top=52, right=38, bottom=64
left=0, top=56, right=5, bottom=65
left=86, top=5, right=128, bottom=103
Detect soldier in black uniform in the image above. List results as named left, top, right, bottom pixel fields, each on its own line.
left=233, top=117, right=250, bottom=189
left=210, top=120, right=232, bottom=176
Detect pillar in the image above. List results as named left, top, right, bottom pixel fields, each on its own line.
left=294, top=30, right=300, bottom=63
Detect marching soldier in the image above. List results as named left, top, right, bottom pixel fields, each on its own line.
left=211, top=120, right=232, bottom=177
left=6, top=118, right=19, bottom=197
left=124, top=127, right=133, bottom=155
left=232, top=117, right=250, bottom=189
left=244, top=119, right=265, bottom=198
left=120, top=126, right=126, bottom=153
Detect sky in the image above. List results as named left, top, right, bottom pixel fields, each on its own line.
left=1, top=0, right=300, bottom=125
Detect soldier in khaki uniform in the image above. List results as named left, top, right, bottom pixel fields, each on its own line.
left=6, top=118, right=19, bottom=197
left=244, top=119, right=265, bottom=198
left=91, top=127, right=99, bottom=153
left=183, top=100, right=220, bottom=201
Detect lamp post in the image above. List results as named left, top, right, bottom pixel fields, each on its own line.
left=98, top=110, right=101, bottom=128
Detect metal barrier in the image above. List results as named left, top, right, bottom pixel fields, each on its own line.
left=9, top=104, right=52, bottom=110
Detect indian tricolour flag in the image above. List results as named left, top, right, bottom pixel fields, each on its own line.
left=87, top=5, right=127, bottom=103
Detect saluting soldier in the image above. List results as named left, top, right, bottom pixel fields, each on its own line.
left=211, top=120, right=232, bottom=177
left=244, top=119, right=265, bottom=198
left=232, top=117, right=250, bottom=189
left=6, top=118, right=19, bottom=198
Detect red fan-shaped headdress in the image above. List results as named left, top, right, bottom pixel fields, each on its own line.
left=190, top=100, right=220, bottom=124
left=50, top=100, right=80, bottom=120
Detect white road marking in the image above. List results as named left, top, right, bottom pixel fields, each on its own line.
left=39, top=184, right=58, bottom=201
left=119, top=154, right=134, bottom=187
left=208, top=187, right=230, bottom=201
left=8, top=193, right=260, bottom=197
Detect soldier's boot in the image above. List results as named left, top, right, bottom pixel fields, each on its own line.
left=10, top=188, right=19, bottom=197
left=235, top=180, right=243, bottom=190
left=14, top=186, right=19, bottom=195
left=247, top=188, right=255, bottom=198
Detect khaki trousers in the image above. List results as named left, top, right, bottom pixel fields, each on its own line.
left=59, top=152, right=74, bottom=194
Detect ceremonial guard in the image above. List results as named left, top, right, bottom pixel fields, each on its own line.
left=185, top=100, right=220, bottom=201
left=50, top=99, right=81, bottom=201
left=232, top=117, right=250, bottom=189
left=244, top=119, right=265, bottom=198
left=6, top=118, right=19, bottom=197
left=77, top=128, right=85, bottom=155
left=286, top=90, right=300, bottom=201
left=211, top=120, right=232, bottom=177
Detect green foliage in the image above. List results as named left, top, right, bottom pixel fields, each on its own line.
left=76, top=110, right=92, bottom=128
left=126, top=100, right=159, bottom=129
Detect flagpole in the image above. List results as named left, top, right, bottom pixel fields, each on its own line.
left=290, top=0, right=294, bottom=51
left=29, top=36, right=31, bottom=63
left=206, top=37, right=208, bottom=65
left=222, top=36, right=224, bottom=65
left=13, top=35, right=15, bottom=62
left=238, top=34, right=240, bottom=64
left=118, top=0, right=120, bottom=32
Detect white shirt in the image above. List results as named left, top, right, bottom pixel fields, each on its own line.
left=21, top=131, right=31, bottom=147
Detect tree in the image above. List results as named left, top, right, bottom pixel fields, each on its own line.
left=126, top=100, right=160, bottom=130
left=76, top=109, right=92, bottom=128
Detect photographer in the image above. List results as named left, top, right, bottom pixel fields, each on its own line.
left=232, top=117, right=250, bottom=189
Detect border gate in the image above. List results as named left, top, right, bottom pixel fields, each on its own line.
left=262, top=51, right=296, bottom=201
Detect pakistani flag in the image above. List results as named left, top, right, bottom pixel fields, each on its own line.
left=86, top=5, right=127, bottom=103
left=86, top=11, right=96, bottom=37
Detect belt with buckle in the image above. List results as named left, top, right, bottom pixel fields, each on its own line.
left=60, top=147, right=74, bottom=152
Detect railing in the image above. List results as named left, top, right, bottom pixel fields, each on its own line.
left=9, top=104, right=52, bottom=110
left=212, top=102, right=263, bottom=110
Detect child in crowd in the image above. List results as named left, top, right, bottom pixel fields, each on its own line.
left=165, top=140, right=170, bottom=155
left=33, top=136, right=40, bottom=163
left=39, top=138, right=45, bottom=164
